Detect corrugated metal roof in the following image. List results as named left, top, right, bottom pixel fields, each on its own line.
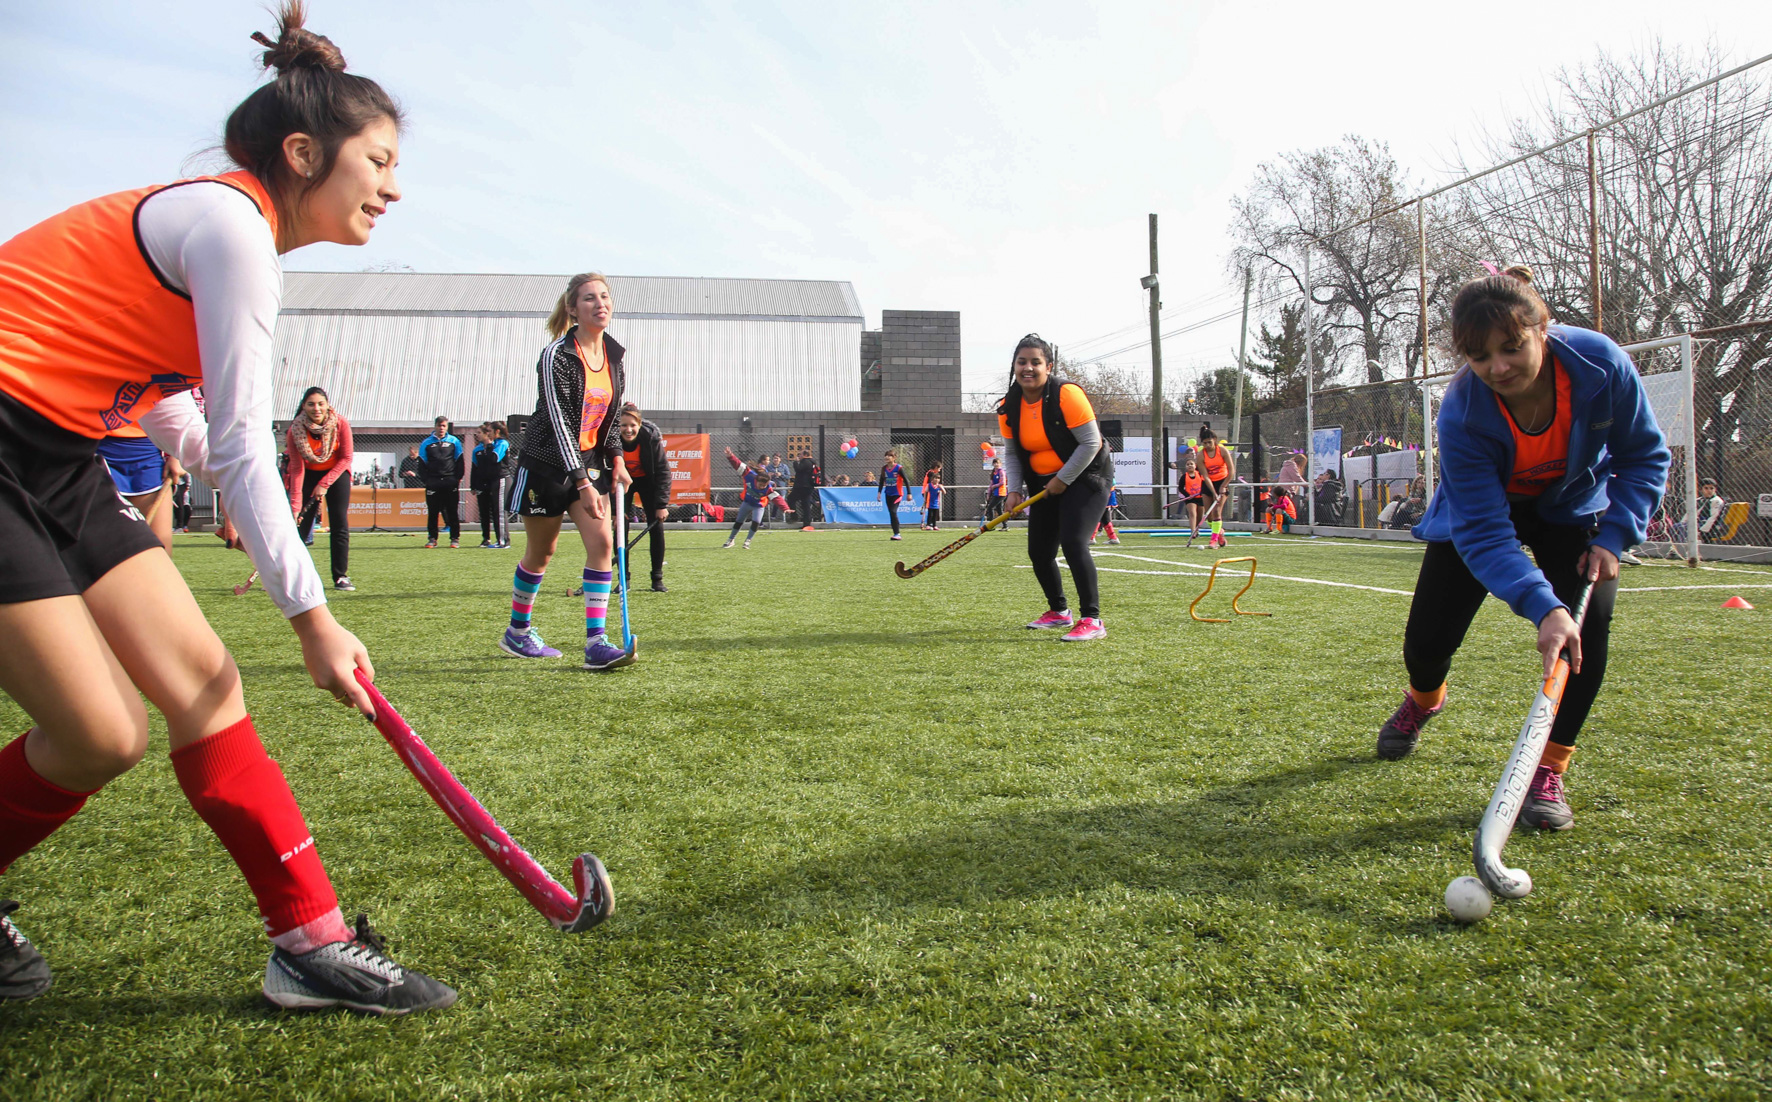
left=281, top=271, right=863, bottom=320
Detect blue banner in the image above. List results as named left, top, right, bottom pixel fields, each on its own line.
left=818, top=486, right=926, bottom=524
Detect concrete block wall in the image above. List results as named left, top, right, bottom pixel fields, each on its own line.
left=860, top=329, right=883, bottom=411
left=880, top=310, right=960, bottom=418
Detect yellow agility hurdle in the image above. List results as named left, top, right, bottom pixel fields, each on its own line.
left=1188, top=556, right=1272, bottom=623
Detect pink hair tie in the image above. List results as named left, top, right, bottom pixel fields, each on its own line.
left=1479, top=261, right=1501, bottom=276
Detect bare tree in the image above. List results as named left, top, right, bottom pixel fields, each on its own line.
left=1230, top=138, right=1444, bottom=383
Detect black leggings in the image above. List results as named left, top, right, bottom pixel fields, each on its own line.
left=1403, top=502, right=1618, bottom=747
left=1026, top=479, right=1110, bottom=619
left=885, top=496, right=902, bottom=536
left=297, top=468, right=351, bottom=582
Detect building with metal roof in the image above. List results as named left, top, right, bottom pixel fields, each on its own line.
left=273, top=271, right=867, bottom=425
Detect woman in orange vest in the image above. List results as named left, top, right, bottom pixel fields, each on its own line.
left=999, top=334, right=1114, bottom=641
left=0, top=5, right=454, bottom=1012
left=1196, top=426, right=1236, bottom=549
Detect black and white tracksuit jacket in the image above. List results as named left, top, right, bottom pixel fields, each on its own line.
left=517, top=326, right=627, bottom=483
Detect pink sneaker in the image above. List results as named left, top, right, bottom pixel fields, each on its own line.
left=1060, top=616, right=1105, bottom=641
left=1026, top=610, right=1075, bottom=630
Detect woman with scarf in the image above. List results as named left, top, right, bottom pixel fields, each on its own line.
left=282, top=386, right=355, bottom=591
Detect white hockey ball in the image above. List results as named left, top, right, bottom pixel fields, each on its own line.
left=1445, top=876, right=1493, bottom=923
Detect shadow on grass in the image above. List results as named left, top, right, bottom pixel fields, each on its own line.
left=641, top=757, right=1474, bottom=934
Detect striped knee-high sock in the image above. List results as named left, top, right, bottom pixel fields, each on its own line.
left=583, top=569, right=612, bottom=639
left=511, top=565, right=544, bottom=634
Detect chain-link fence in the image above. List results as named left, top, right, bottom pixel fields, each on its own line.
left=1223, top=49, right=1772, bottom=553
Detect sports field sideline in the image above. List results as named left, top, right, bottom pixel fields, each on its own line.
left=3, top=529, right=1769, bottom=1099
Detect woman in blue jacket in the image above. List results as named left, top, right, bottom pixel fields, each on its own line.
left=1374, top=266, right=1668, bottom=832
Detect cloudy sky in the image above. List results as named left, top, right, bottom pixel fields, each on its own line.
left=4, top=1, right=1769, bottom=400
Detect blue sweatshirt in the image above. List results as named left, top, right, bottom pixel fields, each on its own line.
left=1414, top=324, right=1669, bottom=626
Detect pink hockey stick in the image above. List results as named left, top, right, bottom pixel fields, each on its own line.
left=353, top=670, right=613, bottom=932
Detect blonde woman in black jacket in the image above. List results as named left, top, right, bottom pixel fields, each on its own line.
left=499, top=272, right=634, bottom=670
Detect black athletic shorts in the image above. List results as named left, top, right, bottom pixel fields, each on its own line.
left=512, top=459, right=611, bottom=518
left=1181, top=495, right=1206, bottom=507
left=0, top=391, right=163, bottom=604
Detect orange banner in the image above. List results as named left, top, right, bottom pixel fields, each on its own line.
left=347, top=487, right=431, bottom=526
left=664, top=433, right=711, bottom=504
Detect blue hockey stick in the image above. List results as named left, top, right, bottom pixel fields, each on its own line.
left=615, top=500, right=636, bottom=655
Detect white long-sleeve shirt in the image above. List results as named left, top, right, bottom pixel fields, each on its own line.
left=132, top=181, right=325, bottom=619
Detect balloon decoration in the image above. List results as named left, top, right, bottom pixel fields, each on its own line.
left=980, top=442, right=996, bottom=459
left=842, top=437, right=859, bottom=459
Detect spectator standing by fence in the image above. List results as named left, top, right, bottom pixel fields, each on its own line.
left=419, top=415, right=462, bottom=549
left=790, top=453, right=820, bottom=531
left=471, top=421, right=511, bottom=548
left=1314, top=468, right=1346, bottom=527
left=399, top=444, right=422, bottom=488
left=283, top=386, right=355, bottom=590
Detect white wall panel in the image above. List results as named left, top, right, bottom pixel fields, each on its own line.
left=271, top=316, right=861, bottom=422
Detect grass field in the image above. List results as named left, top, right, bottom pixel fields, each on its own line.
left=3, top=525, right=1770, bottom=1101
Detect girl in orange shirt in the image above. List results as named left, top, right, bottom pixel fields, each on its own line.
left=0, top=4, right=452, bottom=1013
left=998, top=334, right=1115, bottom=641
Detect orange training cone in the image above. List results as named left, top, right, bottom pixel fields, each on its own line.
left=1721, top=596, right=1755, bottom=610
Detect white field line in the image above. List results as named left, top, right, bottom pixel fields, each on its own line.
left=1092, top=552, right=1416, bottom=596
left=1237, top=534, right=1426, bottom=552
left=1617, top=583, right=1772, bottom=593
left=1631, top=559, right=1772, bottom=577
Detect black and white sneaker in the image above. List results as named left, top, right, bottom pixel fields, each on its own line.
left=0, top=900, right=52, bottom=1000
left=263, top=914, right=456, bottom=1015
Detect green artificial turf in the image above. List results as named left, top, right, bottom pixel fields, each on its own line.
left=3, top=527, right=1769, bottom=1100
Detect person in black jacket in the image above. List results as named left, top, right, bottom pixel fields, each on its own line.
left=500, top=272, right=634, bottom=671
left=418, top=416, right=463, bottom=548
left=471, top=421, right=511, bottom=548
left=998, top=333, right=1113, bottom=641
left=789, top=455, right=820, bottom=531
left=398, top=444, right=423, bottom=488
left=618, top=404, right=671, bottom=592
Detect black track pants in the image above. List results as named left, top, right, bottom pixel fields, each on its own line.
left=885, top=496, right=901, bottom=536
left=297, top=469, right=352, bottom=582
left=476, top=480, right=508, bottom=543
left=1403, top=502, right=1618, bottom=747
left=426, top=487, right=460, bottom=542
left=1026, top=480, right=1110, bottom=620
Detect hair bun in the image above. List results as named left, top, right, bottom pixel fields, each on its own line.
left=1502, top=264, right=1535, bottom=286
left=251, top=2, right=346, bottom=74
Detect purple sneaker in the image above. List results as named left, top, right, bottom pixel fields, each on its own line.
left=583, top=635, right=635, bottom=671
left=1520, top=765, right=1574, bottom=831
left=1375, top=692, right=1443, bottom=760
left=499, top=628, right=561, bottom=659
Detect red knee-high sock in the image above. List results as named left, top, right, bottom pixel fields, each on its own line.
left=0, top=732, right=97, bottom=875
left=171, top=716, right=341, bottom=940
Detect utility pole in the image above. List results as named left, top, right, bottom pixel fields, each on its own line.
left=1230, top=267, right=1252, bottom=445
left=1143, top=214, right=1163, bottom=519
left=1304, top=248, right=1317, bottom=530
